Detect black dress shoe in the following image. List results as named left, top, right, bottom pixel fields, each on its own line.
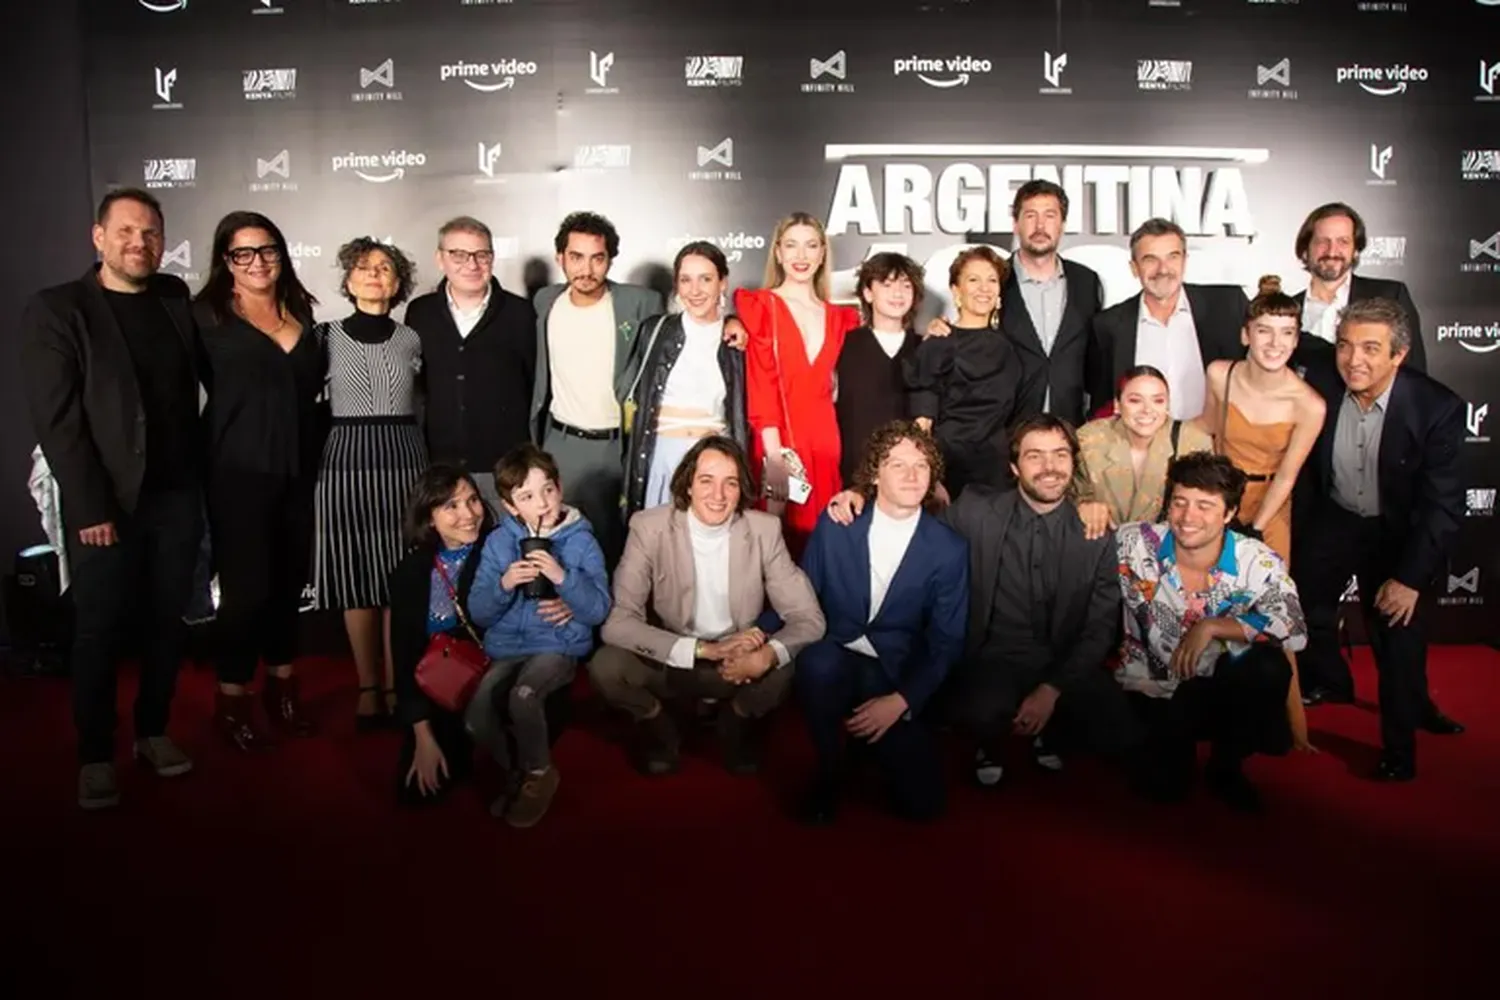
left=1374, top=756, right=1415, bottom=782
left=717, top=709, right=761, bottom=776
left=1421, top=711, right=1465, bottom=735
left=1301, top=686, right=1354, bottom=707
left=1205, top=761, right=1264, bottom=814
left=798, top=781, right=839, bottom=826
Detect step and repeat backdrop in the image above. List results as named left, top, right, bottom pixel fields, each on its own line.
left=84, top=0, right=1498, bottom=641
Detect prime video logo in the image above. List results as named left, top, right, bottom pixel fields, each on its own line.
left=1335, top=63, right=1428, bottom=96
left=893, top=55, right=992, bottom=88
left=331, top=149, right=426, bottom=183
left=439, top=59, right=539, bottom=92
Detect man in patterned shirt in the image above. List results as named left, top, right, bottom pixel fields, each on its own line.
left=1115, top=452, right=1304, bottom=813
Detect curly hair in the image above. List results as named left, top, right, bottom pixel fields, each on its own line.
left=1165, top=451, right=1246, bottom=515
left=337, top=236, right=417, bottom=307
left=554, top=211, right=620, bottom=259
left=849, top=420, right=945, bottom=509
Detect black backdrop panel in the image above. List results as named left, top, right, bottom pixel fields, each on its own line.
left=72, top=0, right=1500, bottom=643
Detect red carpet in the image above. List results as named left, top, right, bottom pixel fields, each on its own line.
left=1, top=646, right=1495, bottom=999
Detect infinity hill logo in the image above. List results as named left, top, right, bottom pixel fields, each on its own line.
left=1335, top=62, right=1428, bottom=96
left=893, top=55, right=992, bottom=88
left=805, top=50, right=854, bottom=93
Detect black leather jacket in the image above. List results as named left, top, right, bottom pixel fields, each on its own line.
left=621, top=313, right=749, bottom=519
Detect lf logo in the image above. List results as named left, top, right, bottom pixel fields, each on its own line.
left=1480, top=59, right=1500, bottom=100
left=811, top=51, right=846, bottom=80
left=1257, top=59, right=1290, bottom=86
left=154, top=67, right=177, bottom=105
left=477, top=142, right=502, bottom=178
left=697, top=138, right=733, bottom=168
left=1043, top=52, right=1067, bottom=88
left=1467, top=402, right=1490, bottom=440
left=590, top=51, right=614, bottom=88
left=1370, top=144, right=1393, bottom=180
left=256, top=149, right=289, bottom=178
left=361, top=59, right=394, bottom=89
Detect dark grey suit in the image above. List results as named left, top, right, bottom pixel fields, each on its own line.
left=1289, top=274, right=1427, bottom=375
left=939, top=486, right=1140, bottom=756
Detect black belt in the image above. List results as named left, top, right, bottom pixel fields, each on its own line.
left=1243, top=472, right=1271, bottom=482
left=549, top=417, right=620, bottom=441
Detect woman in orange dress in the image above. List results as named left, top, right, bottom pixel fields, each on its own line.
left=1201, top=275, right=1327, bottom=752
left=734, top=212, right=860, bottom=555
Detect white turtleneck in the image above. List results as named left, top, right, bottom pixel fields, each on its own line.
left=845, top=503, right=921, bottom=658
left=666, top=510, right=790, bottom=669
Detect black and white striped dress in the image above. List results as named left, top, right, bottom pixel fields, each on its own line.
left=312, top=312, right=427, bottom=609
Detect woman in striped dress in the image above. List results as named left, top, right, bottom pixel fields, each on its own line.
left=314, top=237, right=427, bottom=730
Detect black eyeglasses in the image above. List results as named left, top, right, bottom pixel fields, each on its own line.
left=227, top=245, right=282, bottom=266
left=442, top=248, right=495, bottom=266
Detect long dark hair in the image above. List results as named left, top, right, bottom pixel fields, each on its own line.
left=196, top=211, right=317, bottom=326
left=403, top=463, right=495, bottom=548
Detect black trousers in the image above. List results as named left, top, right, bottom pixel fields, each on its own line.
left=946, top=653, right=1143, bottom=759
left=66, top=487, right=203, bottom=764
left=1128, top=646, right=1292, bottom=792
left=1293, top=503, right=1431, bottom=766
left=796, top=641, right=944, bottom=820
left=208, top=472, right=315, bottom=685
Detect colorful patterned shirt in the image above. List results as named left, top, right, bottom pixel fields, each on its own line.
left=1115, top=522, right=1307, bottom=699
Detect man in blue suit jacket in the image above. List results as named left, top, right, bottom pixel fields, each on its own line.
left=797, top=422, right=969, bottom=824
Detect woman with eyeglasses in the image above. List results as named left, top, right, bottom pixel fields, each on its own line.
left=193, top=211, right=323, bottom=749
left=313, top=237, right=427, bottom=730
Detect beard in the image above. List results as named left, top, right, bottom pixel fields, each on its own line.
left=1020, top=475, right=1068, bottom=505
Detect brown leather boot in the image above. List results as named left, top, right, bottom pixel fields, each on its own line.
left=214, top=690, right=275, bottom=751
left=263, top=674, right=316, bottom=737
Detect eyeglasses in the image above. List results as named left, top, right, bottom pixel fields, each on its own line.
left=226, top=245, right=282, bottom=266
left=442, top=248, right=495, bottom=267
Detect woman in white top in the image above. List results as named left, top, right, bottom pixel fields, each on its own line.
left=621, top=242, right=749, bottom=518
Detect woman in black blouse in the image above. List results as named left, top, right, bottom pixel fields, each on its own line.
left=194, top=211, right=324, bottom=750
left=834, top=252, right=924, bottom=483
left=907, top=246, right=1022, bottom=498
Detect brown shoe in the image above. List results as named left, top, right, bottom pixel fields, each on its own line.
left=264, top=674, right=316, bottom=737
left=214, top=690, right=275, bottom=752
left=504, top=767, right=560, bottom=828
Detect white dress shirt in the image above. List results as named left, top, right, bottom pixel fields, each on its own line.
left=1134, top=292, right=1205, bottom=420
left=448, top=285, right=491, bottom=339
left=845, top=505, right=921, bottom=659
left=1301, top=275, right=1352, bottom=346
left=667, top=512, right=791, bottom=669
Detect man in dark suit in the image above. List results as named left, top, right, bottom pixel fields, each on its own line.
left=1004, top=180, right=1104, bottom=426
left=1292, top=298, right=1464, bottom=781
left=530, top=211, right=663, bottom=568
left=1086, top=218, right=1248, bottom=420
left=405, top=216, right=536, bottom=514
left=20, top=188, right=207, bottom=809
left=1288, top=202, right=1427, bottom=375
left=797, top=421, right=969, bottom=823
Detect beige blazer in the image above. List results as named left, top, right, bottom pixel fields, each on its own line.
left=602, top=506, right=826, bottom=664
left=1076, top=416, right=1214, bottom=525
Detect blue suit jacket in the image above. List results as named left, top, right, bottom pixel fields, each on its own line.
left=800, top=507, right=969, bottom=715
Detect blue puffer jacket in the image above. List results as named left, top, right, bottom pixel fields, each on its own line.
left=467, top=506, right=612, bottom=660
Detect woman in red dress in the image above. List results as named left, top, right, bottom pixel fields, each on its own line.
left=734, top=212, right=860, bottom=556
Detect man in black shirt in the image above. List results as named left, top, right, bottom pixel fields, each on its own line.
left=21, top=188, right=207, bottom=809
left=940, top=416, right=1140, bottom=786
left=405, top=216, right=537, bottom=514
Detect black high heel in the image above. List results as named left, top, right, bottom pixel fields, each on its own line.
left=356, top=685, right=383, bottom=734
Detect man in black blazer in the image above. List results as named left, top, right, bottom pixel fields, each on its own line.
left=404, top=216, right=536, bottom=514
left=1288, top=202, right=1427, bottom=375
left=20, top=188, right=207, bottom=809
left=1291, top=298, right=1464, bottom=782
left=1085, top=218, right=1248, bottom=420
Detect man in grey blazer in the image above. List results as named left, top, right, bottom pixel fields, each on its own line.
left=591, top=436, right=826, bottom=776
left=531, top=211, right=663, bottom=567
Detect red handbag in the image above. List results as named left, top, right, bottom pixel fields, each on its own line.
left=414, top=556, right=490, bottom=712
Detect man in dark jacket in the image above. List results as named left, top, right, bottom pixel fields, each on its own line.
left=20, top=188, right=207, bottom=809
left=404, top=216, right=536, bottom=513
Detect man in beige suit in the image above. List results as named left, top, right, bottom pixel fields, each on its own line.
left=592, top=436, right=825, bottom=776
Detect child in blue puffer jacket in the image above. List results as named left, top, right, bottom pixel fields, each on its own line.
left=467, top=444, right=611, bottom=828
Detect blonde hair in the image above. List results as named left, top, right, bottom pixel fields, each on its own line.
left=763, top=212, right=832, bottom=300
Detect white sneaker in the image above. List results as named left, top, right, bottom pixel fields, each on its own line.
left=1032, top=736, right=1064, bottom=772
left=973, top=748, right=1004, bottom=787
